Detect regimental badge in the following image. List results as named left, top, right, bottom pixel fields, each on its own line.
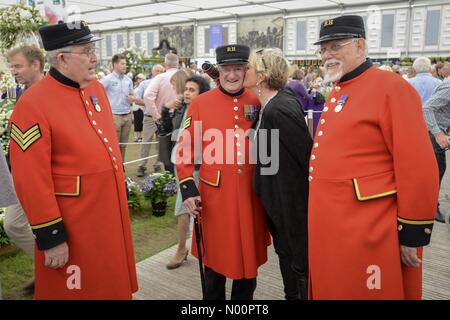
left=244, top=104, right=261, bottom=121
left=183, top=116, right=192, bottom=129
left=10, top=123, right=41, bottom=152
left=334, top=94, right=348, bottom=113
left=90, top=95, right=101, bottom=112
left=324, top=19, right=334, bottom=26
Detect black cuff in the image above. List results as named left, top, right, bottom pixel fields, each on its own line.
left=397, top=219, right=433, bottom=247
left=32, top=219, right=68, bottom=250
left=179, top=178, right=199, bottom=201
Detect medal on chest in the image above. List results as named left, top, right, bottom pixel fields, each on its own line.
left=334, top=94, right=348, bottom=113
left=90, top=95, right=102, bottom=112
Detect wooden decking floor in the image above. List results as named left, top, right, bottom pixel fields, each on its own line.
left=133, top=222, right=450, bottom=300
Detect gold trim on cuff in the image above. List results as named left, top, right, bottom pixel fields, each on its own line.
left=31, top=217, right=63, bottom=230
left=397, top=217, right=435, bottom=225
left=179, top=177, right=195, bottom=184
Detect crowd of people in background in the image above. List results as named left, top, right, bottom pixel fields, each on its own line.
left=0, top=14, right=449, bottom=301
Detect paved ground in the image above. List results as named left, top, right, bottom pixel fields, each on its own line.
left=134, top=220, right=450, bottom=300
left=131, top=144, right=450, bottom=300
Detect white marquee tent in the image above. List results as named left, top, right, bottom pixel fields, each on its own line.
left=0, top=0, right=420, bottom=32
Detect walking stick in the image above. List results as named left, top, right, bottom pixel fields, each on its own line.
left=194, top=200, right=206, bottom=299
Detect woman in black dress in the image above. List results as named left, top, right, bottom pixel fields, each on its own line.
left=243, top=48, right=313, bottom=300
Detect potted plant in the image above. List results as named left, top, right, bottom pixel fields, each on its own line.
left=138, top=171, right=177, bottom=217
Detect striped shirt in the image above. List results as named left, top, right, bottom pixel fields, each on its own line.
left=423, top=77, right=450, bottom=134
left=408, top=72, right=441, bottom=106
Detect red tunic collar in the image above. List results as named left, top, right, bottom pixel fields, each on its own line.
left=49, top=67, right=80, bottom=88
left=339, top=58, right=373, bottom=83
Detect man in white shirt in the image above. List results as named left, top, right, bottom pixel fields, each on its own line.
left=138, top=54, right=178, bottom=175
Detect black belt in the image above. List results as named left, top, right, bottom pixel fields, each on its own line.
left=144, top=115, right=152, bottom=117
left=114, top=112, right=131, bottom=116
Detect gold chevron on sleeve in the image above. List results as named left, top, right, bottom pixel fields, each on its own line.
left=10, top=123, right=42, bottom=152
left=183, top=116, right=192, bottom=129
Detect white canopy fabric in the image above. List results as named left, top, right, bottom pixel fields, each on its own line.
left=0, top=0, right=410, bottom=32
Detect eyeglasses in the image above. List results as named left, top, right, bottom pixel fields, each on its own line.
left=61, top=47, right=98, bottom=57
left=316, top=39, right=357, bottom=58
left=256, top=49, right=268, bottom=71
left=218, top=65, right=246, bottom=75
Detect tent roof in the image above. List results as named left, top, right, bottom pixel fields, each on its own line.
left=0, top=0, right=405, bottom=32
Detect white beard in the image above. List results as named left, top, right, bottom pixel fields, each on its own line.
left=323, top=59, right=344, bottom=84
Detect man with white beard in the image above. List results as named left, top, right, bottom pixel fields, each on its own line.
left=307, top=15, right=439, bottom=300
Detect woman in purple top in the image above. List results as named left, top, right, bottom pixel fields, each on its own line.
left=286, top=70, right=323, bottom=137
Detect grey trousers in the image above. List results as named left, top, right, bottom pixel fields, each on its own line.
left=139, top=116, right=158, bottom=168
left=4, top=203, right=35, bottom=257
left=113, top=113, right=133, bottom=161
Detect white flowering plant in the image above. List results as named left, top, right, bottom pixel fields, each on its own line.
left=0, top=4, right=48, bottom=52
left=0, top=209, right=11, bottom=247
left=0, top=71, right=16, bottom=93
left=118, top=46, right=145, bottom=74
left=0, top=99, right=15, bottom=155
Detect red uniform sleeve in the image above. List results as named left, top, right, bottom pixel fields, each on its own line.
left=379, top=77, right=439, bottom=247
left=175, top=99, right=201, bottom=201
left=9, top=96, right=68, bottom=250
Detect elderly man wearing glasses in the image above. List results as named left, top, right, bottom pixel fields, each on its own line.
left=176, top=44, right=270, bottom=300
left=9, top=21, right=138, bottom=299
left=307, top=15, right=439, bottom=300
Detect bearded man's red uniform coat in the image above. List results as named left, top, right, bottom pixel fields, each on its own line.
left=308, top=61, right=439, bottom=299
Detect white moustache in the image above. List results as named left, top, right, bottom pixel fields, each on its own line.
left=324, top=59, right=343, bottom=69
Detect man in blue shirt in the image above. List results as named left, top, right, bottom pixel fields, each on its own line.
left=409, top=57, right=441, bottom=106
left=101, top=53, right=135, bottom=160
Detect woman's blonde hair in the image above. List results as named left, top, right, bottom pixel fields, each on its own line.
left=248, top=48, right=289, bottom=90
left=170, top=70, right=188, bottom=95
